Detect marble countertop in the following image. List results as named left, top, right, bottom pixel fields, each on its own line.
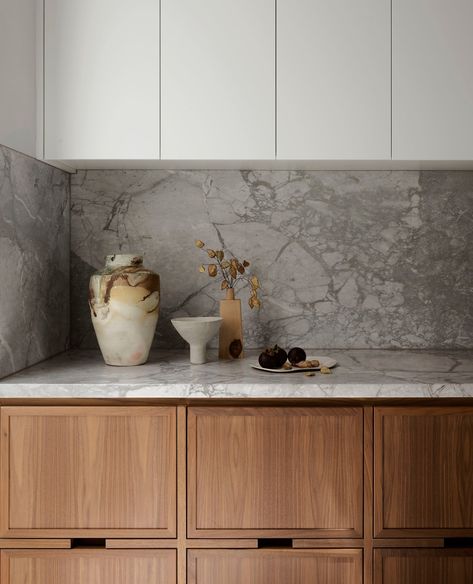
left=0, top=349, right=472, bottom=399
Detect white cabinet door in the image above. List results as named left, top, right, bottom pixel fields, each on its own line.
left=44, top=0, right=159, bottom=160
left=277, top=0, right=391, bottom=160
left=393, top=0, right=473, bottom=160
left=161, top=0, right=275, bottom=160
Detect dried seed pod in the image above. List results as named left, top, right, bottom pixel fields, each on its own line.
left=229, top=265, right=237, bottom=279
left=243, top=260, right=250, bottom=267
left=251, top=275, right=260, bottom=289
left=221, top=280, right=229, bottom=289
left=207, top=249, right=216, bottom=258
left=221, top=260, right=230, bottom=269
left=304, top=371, right=316, bottom=377
left=199, top=265, right=206, bottom=273
left=208, top=264, right=217, bottom=277
left=237, top=263, right=245, bottom=274
left=320, top=366, right=332, bottom=374
left=216, top=250, right=224, bottom=261
left=195, top=240, right=205, bottom=248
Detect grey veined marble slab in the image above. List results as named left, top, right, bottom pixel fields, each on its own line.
left=70, top=169, right=473, bottom=351
left=0, top=145, right=70, bottom=379
left=0, top=349, right=472, bottom=398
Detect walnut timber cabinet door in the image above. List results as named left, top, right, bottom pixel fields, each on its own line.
left=188, top=549, right=362, bottom=584
left=188, top=407, right=363, bottom=537
left=374, top=407, right=473, bottom=537
left=0, top=407, right=176, bottom=537
left=1, top=549, right=176, bottom=584
left=374, top=549, right=473, bottom=584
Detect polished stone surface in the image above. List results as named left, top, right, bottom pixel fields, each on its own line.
left=71, top=170, right=473, bottom=351
left=0, top=145, right=70, bottom=379
left=0, top=349, right=472, bottom=398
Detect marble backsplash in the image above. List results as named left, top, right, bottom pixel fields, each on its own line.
left=71, top=170, right=473, bottom=350
left=0, top=145, right=70, bottom=378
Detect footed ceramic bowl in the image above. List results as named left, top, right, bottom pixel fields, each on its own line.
left=171, top=317, right=222, bottom=364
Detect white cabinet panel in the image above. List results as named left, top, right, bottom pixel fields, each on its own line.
left=277, top=0, right=391, bottom=160
left=44, top=0, right=159, bottom=160
left=0, top=0, right=37, bottom=158
left=393, top=0, right=473, bottom=160
left=161, top=0, right=275, bottom=160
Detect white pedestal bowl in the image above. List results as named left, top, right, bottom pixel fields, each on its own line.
left=171, top=317, right=223, bottom=364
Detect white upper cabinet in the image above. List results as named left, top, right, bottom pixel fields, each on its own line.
left=44, top=0, right=159, bottom=160
left=277, top=0, right=391, bottom=160
left=393, top=0, right=473, bottom=160
left=161, top=0, right=275, bottom=160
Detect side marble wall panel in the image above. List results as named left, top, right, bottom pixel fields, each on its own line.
left=70, top=170, right=473, bottom=350
left=0, top=145, right=69, bottom=378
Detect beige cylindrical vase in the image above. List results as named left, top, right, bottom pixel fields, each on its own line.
left=89, top=254, right=160, bottom=366
left=219, top=288, right=243, bottom=359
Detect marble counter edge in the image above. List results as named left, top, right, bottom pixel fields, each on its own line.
left=0, top=382, right=472, bottom=399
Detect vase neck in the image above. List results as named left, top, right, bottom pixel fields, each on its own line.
left=105, top=254, right=143, bottom=269
left=226, top=288, right=235, bottom=300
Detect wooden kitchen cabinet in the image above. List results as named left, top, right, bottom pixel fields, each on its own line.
left=0, top=407, right=176, bottom=537
left=188, top=549, right=362, bottom=584
left=277, top=0, right=391, bottom=160
left=374, top=549, right=473, bottom=584
left=161, top=0, right=275, bottom=160
left=393, top=0, right=473, bottom=160
left=374, top=407, right=473, bottom=537
left=188, top=407, right=363, bottom=537
left=0, top=549, right=176, bottom=584
left=44, top=0, right=160, bottom=160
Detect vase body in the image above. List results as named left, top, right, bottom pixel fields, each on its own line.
left=89, top=254, right=160, bottom=366
left=219, top=289, right=243, bottom=359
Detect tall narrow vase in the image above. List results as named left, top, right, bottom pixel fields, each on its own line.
left=89, top=254, right=160, bottom=366
left=219, top=288, right=243, bottom=359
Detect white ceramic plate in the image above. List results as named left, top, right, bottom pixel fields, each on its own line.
left=251, top=355, right=337, bottom=373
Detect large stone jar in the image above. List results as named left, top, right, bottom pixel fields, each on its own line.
left=89, top=254, right=160, bottom=366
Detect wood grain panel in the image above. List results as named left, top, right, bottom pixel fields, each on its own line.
left=0, top=540, right=71, bottom=549
left=1, top=549, right=176, bottom=584
left=374, top=407, right=473, bottom=536
left=188, top=549, right=362, bottom=584
left=188, top=407, right=363, bottom=537
left=374, top=549, right=473, bottom=584
left=106, top=539, right=258, bottom=549
left=1, top=407, right=176, bottom=537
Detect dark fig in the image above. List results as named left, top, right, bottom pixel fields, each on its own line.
left=288, top=347, right=307, bottom=365
left=258, top=345, right=288, bottom=369
left=229, top=339, right=243, bottom=359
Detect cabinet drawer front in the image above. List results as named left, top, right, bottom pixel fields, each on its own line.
left=189, top=549, right=362, bottom=584
left=1, top=407, right=176, bottom=536
left=374, top=407, right=473, bottom=536
left=188, top=407, right=363, bottom=537
left=375, top=549, right=473, bottom=584
left=1, top=549, right=176, bottom=584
